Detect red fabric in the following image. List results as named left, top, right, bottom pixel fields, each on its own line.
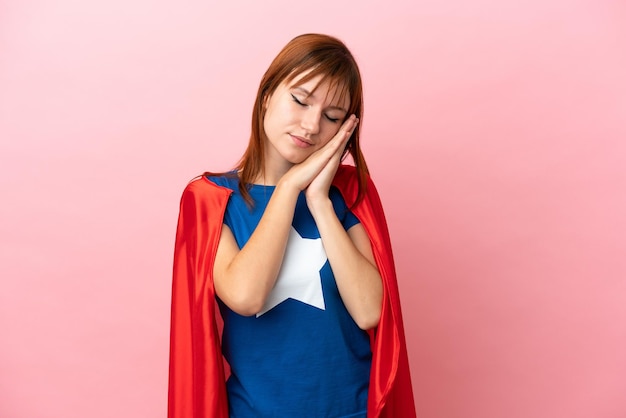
left=168, top=165, right=417, bottom=417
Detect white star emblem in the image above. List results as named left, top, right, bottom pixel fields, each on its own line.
left=256, top=226, right=328, bottom=317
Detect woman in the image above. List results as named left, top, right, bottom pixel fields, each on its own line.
left=169, top=33, right=416, bottom=418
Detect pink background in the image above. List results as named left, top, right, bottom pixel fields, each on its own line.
left=1, top=1, right=625, bottom=417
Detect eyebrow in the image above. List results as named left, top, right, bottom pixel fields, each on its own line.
left=292, top=86, right=348, bottom=113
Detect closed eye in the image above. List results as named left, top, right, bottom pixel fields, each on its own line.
left=291, top=94, right=306, bottom=107
left=292, top=93, right=340, bottom=123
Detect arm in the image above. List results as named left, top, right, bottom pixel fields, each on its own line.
left=213, top=117, right=356, bottom=316
left=308, top=198, right=383, bottom=330
left=213, top=185, right=299, bottom=316
left=305, top=117, right=382, bottom=330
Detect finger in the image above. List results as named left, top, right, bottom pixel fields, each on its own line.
left=337, top=115, right=358, bottom=141
left=336, top=115, right=359, bottom=153
left=322, top=115, right=358, bottom=155
left=327, top=120, right=358, bottom=167
left=300, top=115, right=358, bottom=171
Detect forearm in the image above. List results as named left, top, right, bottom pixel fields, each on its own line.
left=308, top=198, right=383, bottom=330
left=214, top=181, right=300, bottom=315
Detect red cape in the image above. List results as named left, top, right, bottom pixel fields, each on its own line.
left=168, top=165, right=416, bottom=417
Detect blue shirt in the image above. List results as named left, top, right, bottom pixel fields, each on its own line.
left=208, top=175, right=371, bottom=418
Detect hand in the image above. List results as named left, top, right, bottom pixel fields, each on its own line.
left=305, top=115, right=358, bottom=206
left=280, top=115, right=358, bottom=194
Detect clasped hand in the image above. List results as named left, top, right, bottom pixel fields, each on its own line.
left=281, top=115, right=359, bottom=209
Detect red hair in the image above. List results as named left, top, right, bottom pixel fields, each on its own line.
left=208, top=33, right=369, bottom=206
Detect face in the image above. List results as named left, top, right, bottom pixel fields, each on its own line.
left=262, top=72, right=350, bottom=172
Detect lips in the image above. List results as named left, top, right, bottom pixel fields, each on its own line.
left=289, top=134, right=313, bottom=148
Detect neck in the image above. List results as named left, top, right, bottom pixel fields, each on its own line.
left=252, top=151, right=294, bottom=186
left=252, top=163, right=291, bottom=185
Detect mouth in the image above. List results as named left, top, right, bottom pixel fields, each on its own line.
left=289, top=134, right=314, bottom=148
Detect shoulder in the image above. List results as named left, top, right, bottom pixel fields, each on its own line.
left=335, top=164, right=358, bottom=181
left=180, top=175, right=233, bottom=200
left=333, top=164, right=377, bottom=204
left=333, top=165, right=359, bottom=190
left=334, top=164, right=376, bottom=187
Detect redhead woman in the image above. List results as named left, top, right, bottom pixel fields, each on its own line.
left=168, top=33, right=416, bottom=418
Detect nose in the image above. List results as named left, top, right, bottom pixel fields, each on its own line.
left=300, top=109, right=321, bottom=135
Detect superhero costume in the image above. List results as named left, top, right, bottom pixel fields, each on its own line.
left=168, top=165, right=417, bottom=417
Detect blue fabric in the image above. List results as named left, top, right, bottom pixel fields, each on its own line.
left=208, top=175, right=371, bottom=418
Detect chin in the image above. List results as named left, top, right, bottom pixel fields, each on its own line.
left=285, top=154, right=308, bottom=165
left=280, top=148, right=313, bottom=165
